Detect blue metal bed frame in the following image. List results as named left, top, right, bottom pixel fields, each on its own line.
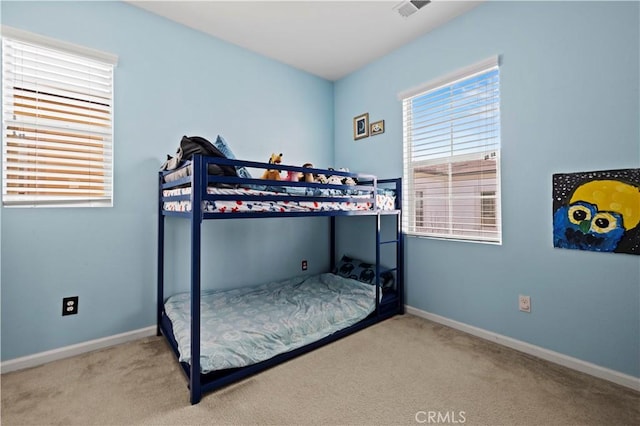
left=157, top=154, right=404, bottom=404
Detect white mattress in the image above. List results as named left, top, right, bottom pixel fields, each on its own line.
left=162, top=186, right=396, bottom=213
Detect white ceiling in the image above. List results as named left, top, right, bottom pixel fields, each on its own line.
left=127, top=0, right=482, bottom=81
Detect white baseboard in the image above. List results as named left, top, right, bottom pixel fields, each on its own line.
left=4, top=312, right=640, bottom=393
left=405, top=305, right=640, bottom=392
left=1, top=326, right=157, bottom=374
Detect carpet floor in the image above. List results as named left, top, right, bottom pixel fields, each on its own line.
left=1, top=314, right=638, bottom=425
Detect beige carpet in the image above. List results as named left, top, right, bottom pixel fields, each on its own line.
left=1, top=314, right=638, bottom=425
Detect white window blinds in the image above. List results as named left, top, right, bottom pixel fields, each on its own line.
left=401, top=57, right=502, bottom=243
left=2, top=32, right=116, bottom=207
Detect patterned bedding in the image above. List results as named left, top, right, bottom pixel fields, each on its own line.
left=164, top=273, right=376, bottom=373
left=163, top=186, right=396, bottom=213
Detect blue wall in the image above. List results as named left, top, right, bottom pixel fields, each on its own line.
left=334, top=1, right=639, bottom=377
left=0, top=1, right=334, bottom=360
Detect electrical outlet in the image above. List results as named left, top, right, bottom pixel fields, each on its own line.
left=519, top=295, right=531, bottom=313
left=301, top=260, right=308, bottom=271
left=62, top=296, right=78, bottom=316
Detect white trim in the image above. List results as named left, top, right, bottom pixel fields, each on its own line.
left=0, top=326, right=156, bottom=374
left=5, top=311, right=639, bottom=393
left=397, top=54, right=499, bottom=100
left=1, top=25, right=118, bottom=65
left=405, top=305, right=640, bottom=392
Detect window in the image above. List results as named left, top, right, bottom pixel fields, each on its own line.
left=400, top=56, right=501, bottom=243
left=480, top=191, right=496, bottom=227
left=2, top=27, right=117, bottom=207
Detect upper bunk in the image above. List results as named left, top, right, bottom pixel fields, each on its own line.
left=159, top=154, right=402, bottom=220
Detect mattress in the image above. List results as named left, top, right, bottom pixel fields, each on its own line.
left=162, top=186, right=397, bottom=213
left=164, top=273, right=377, bottom=373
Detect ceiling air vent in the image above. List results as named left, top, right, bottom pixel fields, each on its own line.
left=394, top=0, right=431, bottom=18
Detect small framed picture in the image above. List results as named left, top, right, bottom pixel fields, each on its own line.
left=370, top=120, right=385, bottom=136
left=353, top=113, right=369, bottom=140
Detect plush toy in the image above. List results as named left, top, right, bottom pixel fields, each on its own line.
left=338, top=167, right=357, bottom=185
left=310, top=166, right=356, bottom=185
left=316, top=167, right=337, bottom=184
left=284, top=170, right=300, bottom=182
left=283, top=162, right=315, bottom=182
left=315, top=173, right=328, bottom=184
left=323, top=167, right=346, bottom=185
left=302, top=163, right=315, bottom=183
left=343, top=177, right=357, bottom=185
left=326, top=175, right=343, bottom=185
left=261, top=153, right=283, bottom=180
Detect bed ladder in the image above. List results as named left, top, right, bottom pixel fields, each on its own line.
left=329, top=178, right=404, bottom=317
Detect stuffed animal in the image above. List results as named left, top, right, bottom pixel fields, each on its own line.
left=326, top=175, right=343, bottom=185
left=284, top=170, right=300, bottom=182
left=261, top=153, right=283, bottom=180
left=302, top=163, right=315, bottom=183
left=284, top=162, right=315, bottom=182
left=323, top=167, right=346, bottom=185
left=315, top=173, right=328, bottom=184
left=342, top=176, right=357, bottom=185
left=338, top=168, right=357, bottom=185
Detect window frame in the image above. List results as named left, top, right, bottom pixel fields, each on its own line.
left=1, top=26, right=117, bottom=208
left=399, top=56, right=502, bottom=244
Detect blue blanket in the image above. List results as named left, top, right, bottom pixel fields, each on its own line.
left=164, top=273, right=376, bottom=373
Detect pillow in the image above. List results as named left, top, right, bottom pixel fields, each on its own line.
left=334, top=255, right=394, bottom=288
left=213, top=135, right=253, bottom=179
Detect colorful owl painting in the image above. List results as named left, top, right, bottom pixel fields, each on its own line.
left=552, top=169, right=640, bottom=255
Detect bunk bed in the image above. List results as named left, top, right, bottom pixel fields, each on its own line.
left=158, top=153, right=404, bottom=404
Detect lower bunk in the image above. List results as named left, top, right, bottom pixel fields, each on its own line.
left=159, top=271, right=401, bottom=403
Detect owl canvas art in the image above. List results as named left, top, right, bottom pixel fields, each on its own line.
left=552, top=169, right=640, bottom=255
